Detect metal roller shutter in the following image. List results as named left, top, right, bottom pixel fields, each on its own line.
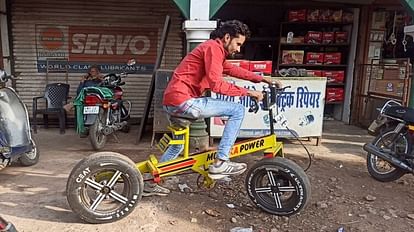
left=11, top=0, right=184, bottom=118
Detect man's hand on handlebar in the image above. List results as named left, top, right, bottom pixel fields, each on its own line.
left=247, top=90, right=264, bottom=101
left=262, top=77, right=282, bottom=88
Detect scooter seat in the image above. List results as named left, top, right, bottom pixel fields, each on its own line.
left=168, top=116, right=197, bottom=128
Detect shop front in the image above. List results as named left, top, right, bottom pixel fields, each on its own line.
left=3, top=0, right=414, bottom=133
left=172, top=0, right=414, bottom=137
left=5, top=0, right=185, bottom=119
left=172, top=0, right=364, bottom=141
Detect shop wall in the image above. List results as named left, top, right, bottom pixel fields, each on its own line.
left=10, top=0, right=184, bottom=118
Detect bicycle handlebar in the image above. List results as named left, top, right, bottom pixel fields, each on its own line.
left=247, top=85, right=291, bottom=114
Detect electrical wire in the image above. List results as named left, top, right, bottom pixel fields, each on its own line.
left=272, top=86, right=313, bottom=172
left=285, top=125, right=313, bottom=172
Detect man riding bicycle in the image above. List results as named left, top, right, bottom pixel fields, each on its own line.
left=162, top=20, right=281, bottom=177
left=143, top=19, right=281, bottom=196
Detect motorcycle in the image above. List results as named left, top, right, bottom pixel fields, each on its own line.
left=363, top=99, right=414, bottom=182
left=75, top=60, right=133, bottom=150
left=0, top=70, right=39, bottom=171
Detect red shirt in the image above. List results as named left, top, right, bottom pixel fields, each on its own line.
left=163, top=39, right=263, bottom=106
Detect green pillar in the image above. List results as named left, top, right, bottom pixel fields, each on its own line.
left=188, top=42, right=199, bottom=52
left=172, top=0, right=229, bottom=19
left=401, top=0, right=414, bottom=17
left=209, top=0, right=228, bottom=18
left=189, top=119, right=210, bottom=152
left=409, top=77, right=414, bottom=108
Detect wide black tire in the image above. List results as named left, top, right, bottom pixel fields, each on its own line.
left=366, top=128, right=408, bottom=182
left=66, top=152, right=143, bottom=224
left=19, top=139, right=40, bottom=166
left=89, top=109, right=107, bottom=150
left=245, top=157, right=311, bottom=216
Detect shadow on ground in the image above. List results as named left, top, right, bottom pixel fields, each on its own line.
left=1, top=121, right=413, bottom=232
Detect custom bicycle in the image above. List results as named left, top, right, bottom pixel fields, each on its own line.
left=66, top=83, right=312, bottom=224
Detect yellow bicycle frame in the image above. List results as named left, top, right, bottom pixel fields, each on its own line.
left=135, top=124, right=283, bottom=187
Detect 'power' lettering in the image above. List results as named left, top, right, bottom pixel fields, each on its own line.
left=240, top=139, right=265, bottom=152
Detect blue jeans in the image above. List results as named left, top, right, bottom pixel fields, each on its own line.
left=160, top=97, right=244, bottom=162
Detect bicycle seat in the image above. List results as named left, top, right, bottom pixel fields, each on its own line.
left=168, top=115, right=197, bottom=128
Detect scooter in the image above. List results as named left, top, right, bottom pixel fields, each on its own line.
left=0, top=70, right=39, bottom=171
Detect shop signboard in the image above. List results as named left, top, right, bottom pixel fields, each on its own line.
left=209, top=77, right=327, bottom=138
left=35, top=24, right=157, bottom=73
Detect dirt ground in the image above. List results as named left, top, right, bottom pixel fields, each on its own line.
left=1, top=120, right=414, bottom=232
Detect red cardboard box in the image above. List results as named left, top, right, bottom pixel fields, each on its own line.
left=305, top=31, right=323, bottom=44
left=227, top=60, right=250, bottom=70
left=324, top=53, right=342, bottom=65
left=249, top=61, right=273, bottom=74
left=306, top=52, right=324, bottom=64
left=288, top=9, right=307, bottom=22
left=323, top=71, right=345, bottom=83
left=326, top=88, right=344, bottom=102
left=307, top=70, right=323, bottom=77
left=323, top=32, right=335, bottom=44
left=335, top=32, right=348, bottom=43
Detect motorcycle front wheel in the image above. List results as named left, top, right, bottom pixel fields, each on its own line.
left=366, top=128, right=409, bottom=182
left=89, top=108, right=107, bottom=150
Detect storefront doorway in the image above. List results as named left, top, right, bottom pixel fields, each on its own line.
left=214, top=0, right=362, bottom=123
left=352, top=1, right=413, bottom=127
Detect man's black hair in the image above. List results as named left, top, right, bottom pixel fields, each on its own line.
left=210, top=20, right=251, bottom=40
left=88, top=64, right=101, bottom=73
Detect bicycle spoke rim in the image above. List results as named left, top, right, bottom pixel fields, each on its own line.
left=252, top=167, right=300, bottom=211
left=80, top=168, right=131, bottom=214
